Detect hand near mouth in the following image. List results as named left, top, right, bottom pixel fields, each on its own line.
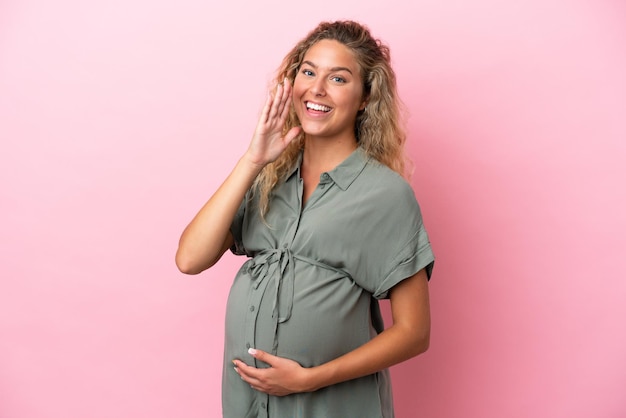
left=245, top=78, right=302, bottom=169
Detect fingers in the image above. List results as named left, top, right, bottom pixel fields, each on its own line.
left=232, top=359, right=256, bottom=380
left=278, top=78, right=292, bottom=116
left=262, top=78, right=292, bottom=124
left=283, top=126, right=301, bottom=147
left=233, top=360, right=277, bottom=395
left=233, top=355, right=267, bottom=392
left=259, top=91, right=273, bottom=124
left=231, top=347, right=274, bottom=383
left=278, top=84, right=293, bottom=124
left=267, top=82, right=283, bottom=121
left=232, top=347, right=270, bottom=373
left=232, top=348, right=305, bottom=396
left=270, top=79, right=290, bottom=121
left=233, top=366, right=260, bottom=392
left=248, top=347, right=276, bottom=365
left=248, top=78, right=296, bottom=165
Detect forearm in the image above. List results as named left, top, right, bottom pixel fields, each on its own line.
left=306, top=321, right=429, bottom=391
left=175, top=155, right=263, bottom=274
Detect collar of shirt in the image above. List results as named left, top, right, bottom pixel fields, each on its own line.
left=285, top=146, right=371, bottom=191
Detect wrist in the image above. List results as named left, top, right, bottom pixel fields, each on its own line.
left=238, top=152, right=266, bottom=176
left=303, top=365, right=330, bottom=393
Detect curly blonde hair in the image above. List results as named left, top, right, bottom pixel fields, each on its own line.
left=253, top=20, right=408, bottom=216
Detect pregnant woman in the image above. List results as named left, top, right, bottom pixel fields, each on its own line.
left=176, top=20, right=435, bottom=418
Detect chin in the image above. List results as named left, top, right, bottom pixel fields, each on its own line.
left=300, top=124, right=327, bottom=138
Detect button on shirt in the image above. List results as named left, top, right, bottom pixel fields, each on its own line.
left=223, top=147, right=434, bottom=418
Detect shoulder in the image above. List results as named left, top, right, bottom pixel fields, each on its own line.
left=358, top=158, right=417, bottom=203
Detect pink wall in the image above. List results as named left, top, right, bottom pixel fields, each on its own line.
left=1, top=0, right=624, bottom=417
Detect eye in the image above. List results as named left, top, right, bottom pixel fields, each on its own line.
left=331, top=76, right=346, bottom=83
left=301, top=69, right=314, bottom=77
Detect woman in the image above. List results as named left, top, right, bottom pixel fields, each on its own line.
left=176, top=20, right=435, bottom=418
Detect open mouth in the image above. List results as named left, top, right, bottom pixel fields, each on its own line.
left=306, top=101, right=332, bottom=113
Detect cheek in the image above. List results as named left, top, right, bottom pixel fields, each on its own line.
left=292, top=75, right=306, bottom=96
left=338, top=91, right=365, bottom=111
left=291, top=84, right=305, bottom=117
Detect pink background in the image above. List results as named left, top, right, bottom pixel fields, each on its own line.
left=1, top=0, right=625, bottom=417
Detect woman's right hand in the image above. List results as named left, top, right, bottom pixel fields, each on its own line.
left=245, top=78, right=302, bottom=168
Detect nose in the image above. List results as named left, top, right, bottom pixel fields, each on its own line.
left=310, top=78, right=326, bottom=96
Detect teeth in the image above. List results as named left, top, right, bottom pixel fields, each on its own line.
left=306, top=102, right=331, bottom=112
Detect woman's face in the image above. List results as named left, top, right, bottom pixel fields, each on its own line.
left=292, top=39, right=366, bottom=142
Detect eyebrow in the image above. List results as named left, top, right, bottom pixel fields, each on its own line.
left=302, top=60, right=353, bottom=75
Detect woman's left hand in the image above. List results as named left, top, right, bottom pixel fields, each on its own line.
left=233, top=348, right=313, bottom=396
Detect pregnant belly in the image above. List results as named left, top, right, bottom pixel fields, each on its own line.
left=225, top=263, right=373, bottom=368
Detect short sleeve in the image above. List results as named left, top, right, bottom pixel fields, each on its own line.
left=374, top=217, right=434, bottom=299
left=229, top=194, right=248, bottom=256
left=351, top=176, right=435, bottom=299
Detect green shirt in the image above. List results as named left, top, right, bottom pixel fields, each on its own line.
left=224, top=147, right=434, bottom=418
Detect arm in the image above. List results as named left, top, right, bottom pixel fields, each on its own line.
left=233, top=268, right=431, bottom=395
left=175, top=80, right=301, bottom=274
left=174, top=158, right=258, bottom=274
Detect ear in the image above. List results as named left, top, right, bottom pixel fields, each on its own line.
left=359, top=95, right=369, bottom=111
